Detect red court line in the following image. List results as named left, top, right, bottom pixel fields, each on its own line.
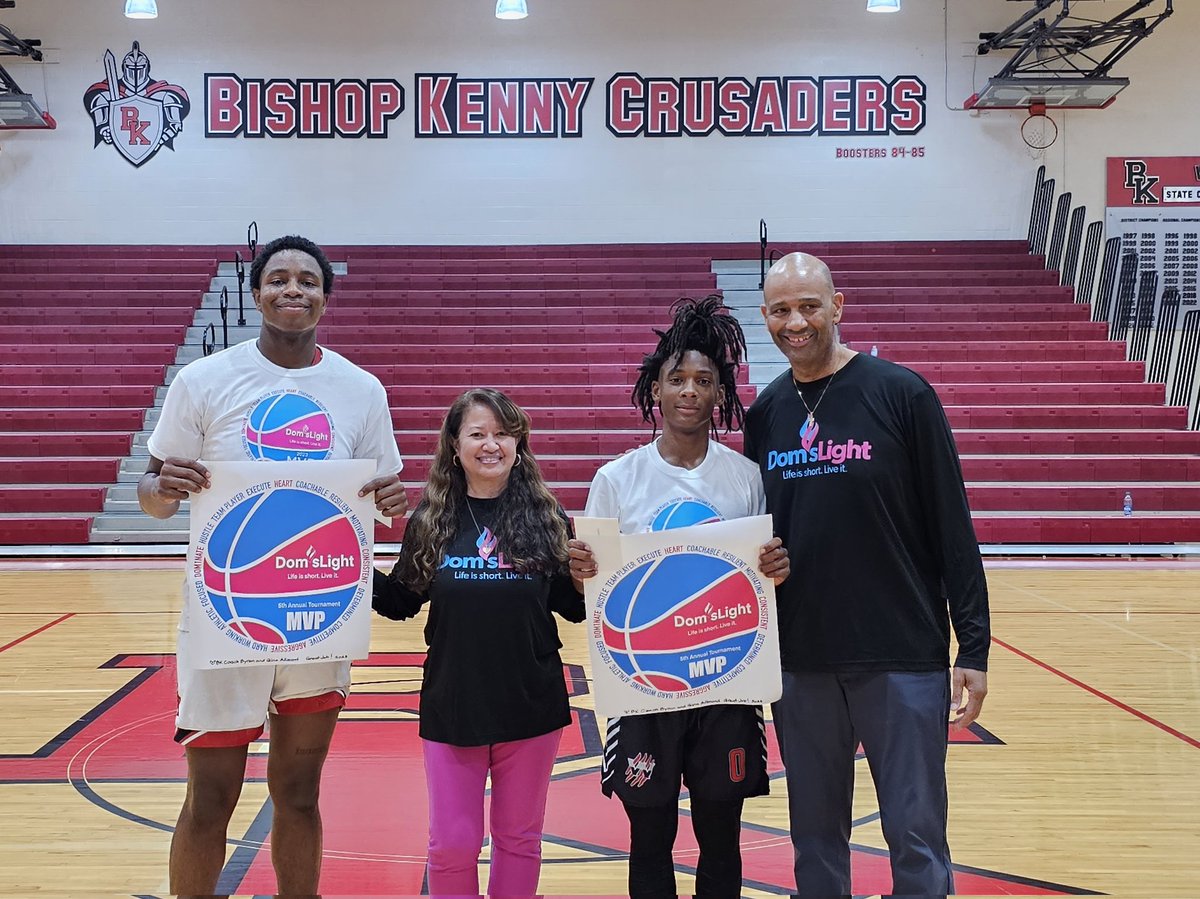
left=992, top=610, right=1200, bottom=615
left=993, top=636, right=1200, bottom=749
left=985, top=560, right=1200, bottom=570
left=0, top=613, right=75, bottom=654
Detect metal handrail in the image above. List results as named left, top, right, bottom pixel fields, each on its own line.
left=234, top=252, right=247, bottom=326
left=758, top=219, right=768, bottom=289
left=218, top=286, right=230, bottom=349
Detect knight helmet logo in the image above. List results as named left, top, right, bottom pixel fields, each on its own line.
left=83, top=42, right=191, bottom=167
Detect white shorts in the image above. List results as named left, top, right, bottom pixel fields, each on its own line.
left=175, top=629, right=351, bottom=748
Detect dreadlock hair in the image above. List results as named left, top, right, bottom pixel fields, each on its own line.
left=632, top=294, right=748, bottom=437
left=393, top=388, right=571, bottom=593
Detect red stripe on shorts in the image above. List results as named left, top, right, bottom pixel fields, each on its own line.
left=271, top=689, right=347, bottom=716
left=175, top=725, right=265, bottom=748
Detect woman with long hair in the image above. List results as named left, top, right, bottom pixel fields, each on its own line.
left=373, top=387, right=584, bottom=897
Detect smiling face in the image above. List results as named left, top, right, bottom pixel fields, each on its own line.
left=252, top=249, right=329, bottom=336
left=761, top=259, right=844, bottom=380
left=652, top=350, right=724, bottom=438
left=455, top=403, right=519, bottom=497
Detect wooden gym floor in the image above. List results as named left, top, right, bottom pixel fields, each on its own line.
left=0, top=561, right=1196, bottom=897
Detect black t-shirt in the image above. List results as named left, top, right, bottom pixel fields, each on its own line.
left=373, top=497, right=585, bottom=746
left=744, top=353, right=990, bottom=674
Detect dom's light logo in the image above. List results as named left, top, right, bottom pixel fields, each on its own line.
left=599, top=553, right=761, bottom=693
left=243, top=391, right=335, bottom=461
left=196, top=487, right=364, bottom=647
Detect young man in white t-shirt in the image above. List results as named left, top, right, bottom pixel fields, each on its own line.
left=139, top=235, right=406, bottom=895
left=568, top=296, right=790, bottom=898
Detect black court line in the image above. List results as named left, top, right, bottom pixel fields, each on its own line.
left=220, top=797, right=274, bottom=894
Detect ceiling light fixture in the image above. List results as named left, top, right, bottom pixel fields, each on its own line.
left=124, top=0, right=158, bottom=19
left=495, top=0, right=528, bottom=20
left=866, top=0, right=901, bottom=12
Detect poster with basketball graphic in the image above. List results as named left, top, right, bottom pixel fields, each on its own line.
left=187, top=459, right=376, bottom=668
left=581, top=514, right=781, bottom=717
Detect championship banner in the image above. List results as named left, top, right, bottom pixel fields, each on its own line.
left=578, top=515, right=781, bottom=717
left=1105, top=156, right=1200, bottom=320
left=187, top=459, right=375, bottom=668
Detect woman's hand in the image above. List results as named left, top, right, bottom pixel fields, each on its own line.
left=568, top=538, right=599, bottom=588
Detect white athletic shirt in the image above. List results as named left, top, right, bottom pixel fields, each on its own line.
left=148, top=339, right=403, bottom=632
left=148, top=339, right=402, bottom=474
left=583, top=438, right=765, bottom=532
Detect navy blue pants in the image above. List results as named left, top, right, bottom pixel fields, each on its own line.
left=772, top=670, right=954, bottom=896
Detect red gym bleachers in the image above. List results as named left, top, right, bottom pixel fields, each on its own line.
left=2, top=239, right=1199, bottom=547
left=0, top=249, right=218, bottom=544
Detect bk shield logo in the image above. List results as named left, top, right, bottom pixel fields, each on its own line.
left=109, top=94, right=164, bottom=166
left=83, top=41, right=190, bottom=168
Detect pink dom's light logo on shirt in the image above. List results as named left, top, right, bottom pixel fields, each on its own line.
left=596, top=551, right=767, bottom=696
left=243, top=390, right=335, bottom=461
left=191, top=484, right=369, bottom=652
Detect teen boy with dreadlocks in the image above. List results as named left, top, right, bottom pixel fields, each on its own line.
left=568, top=295, right=789, bottom=898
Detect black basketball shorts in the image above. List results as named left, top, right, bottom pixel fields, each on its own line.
left=600, top=704, right=769, bottom=807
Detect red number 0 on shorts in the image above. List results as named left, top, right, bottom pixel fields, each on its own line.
left=728, top=747, right=746, bottom=782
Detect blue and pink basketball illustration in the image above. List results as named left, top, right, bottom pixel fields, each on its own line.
left=201, top=488, right=361, bottom=645
left=601, top=553, right=759, bottom=692
left=244, top=391, right=334, bottom=460
left=650, top=499, right=723, bottom=531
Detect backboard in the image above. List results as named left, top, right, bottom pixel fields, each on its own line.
left=0, top=91, right=56, bottom=129
left=965, top=76, right=1130, bottom=110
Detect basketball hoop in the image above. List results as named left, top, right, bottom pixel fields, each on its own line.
left=1020, top=101, right=1058, bottom=157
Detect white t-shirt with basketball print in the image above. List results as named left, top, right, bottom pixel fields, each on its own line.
left=147, top=338, right=403, bottom=739
left=148, top=338, right=402, bottom=473
left=583, top=438, right=766, bottom=530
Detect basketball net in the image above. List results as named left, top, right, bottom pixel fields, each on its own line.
left=1021, top=101, right=1058, bottom=160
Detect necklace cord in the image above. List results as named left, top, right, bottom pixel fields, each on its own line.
left=793, top=350, right=851, bottom=426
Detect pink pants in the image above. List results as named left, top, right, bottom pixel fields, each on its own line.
left=422, top=728, right=562, bottom=897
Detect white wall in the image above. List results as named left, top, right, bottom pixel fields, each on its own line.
left=0, top=0, right=1192, bottom=245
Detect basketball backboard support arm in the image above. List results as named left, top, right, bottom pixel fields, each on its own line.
left=966, top=0, right=1173, bottom=110
left=0, top=20, right=42, bottom=62
left=976, top=0, right=1173, bottom=78
left=0, top=12, right=54, bottom=130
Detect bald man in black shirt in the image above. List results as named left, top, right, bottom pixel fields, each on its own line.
left=743, top=252, right=989, bottom=896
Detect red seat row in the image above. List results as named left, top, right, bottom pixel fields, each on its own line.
left=966, top=485, right=1200, bottom=512
left=2, top=346, right=177, bottom=364
left=0, top=309, right=197, bottom=326
left=972, top=517, right=1200, bottom=544
left=839, top=321, right=1108, bottom=342
left=0, top=386, right=157, bottom=407
left=331, top=239, right=1031, bottom=259
left=0, top=289, right=209, bottom=308
left=0, top=486, right=107, bottom=513
left=0, top=364, right=167, bottom=386
left=0, top=259, right=218, bottom=275
left=2, top=273, right=217, bottom=290
left=0, top=433, right=132, bottom=455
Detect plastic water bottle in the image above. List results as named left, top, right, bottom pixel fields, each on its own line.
left=870, top=344, right=879, bottom=357
left=1123, top=492, right=1133, bottom=517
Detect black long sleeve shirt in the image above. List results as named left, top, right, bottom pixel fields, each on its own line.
left=744, top=353, right=990, bottom=673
